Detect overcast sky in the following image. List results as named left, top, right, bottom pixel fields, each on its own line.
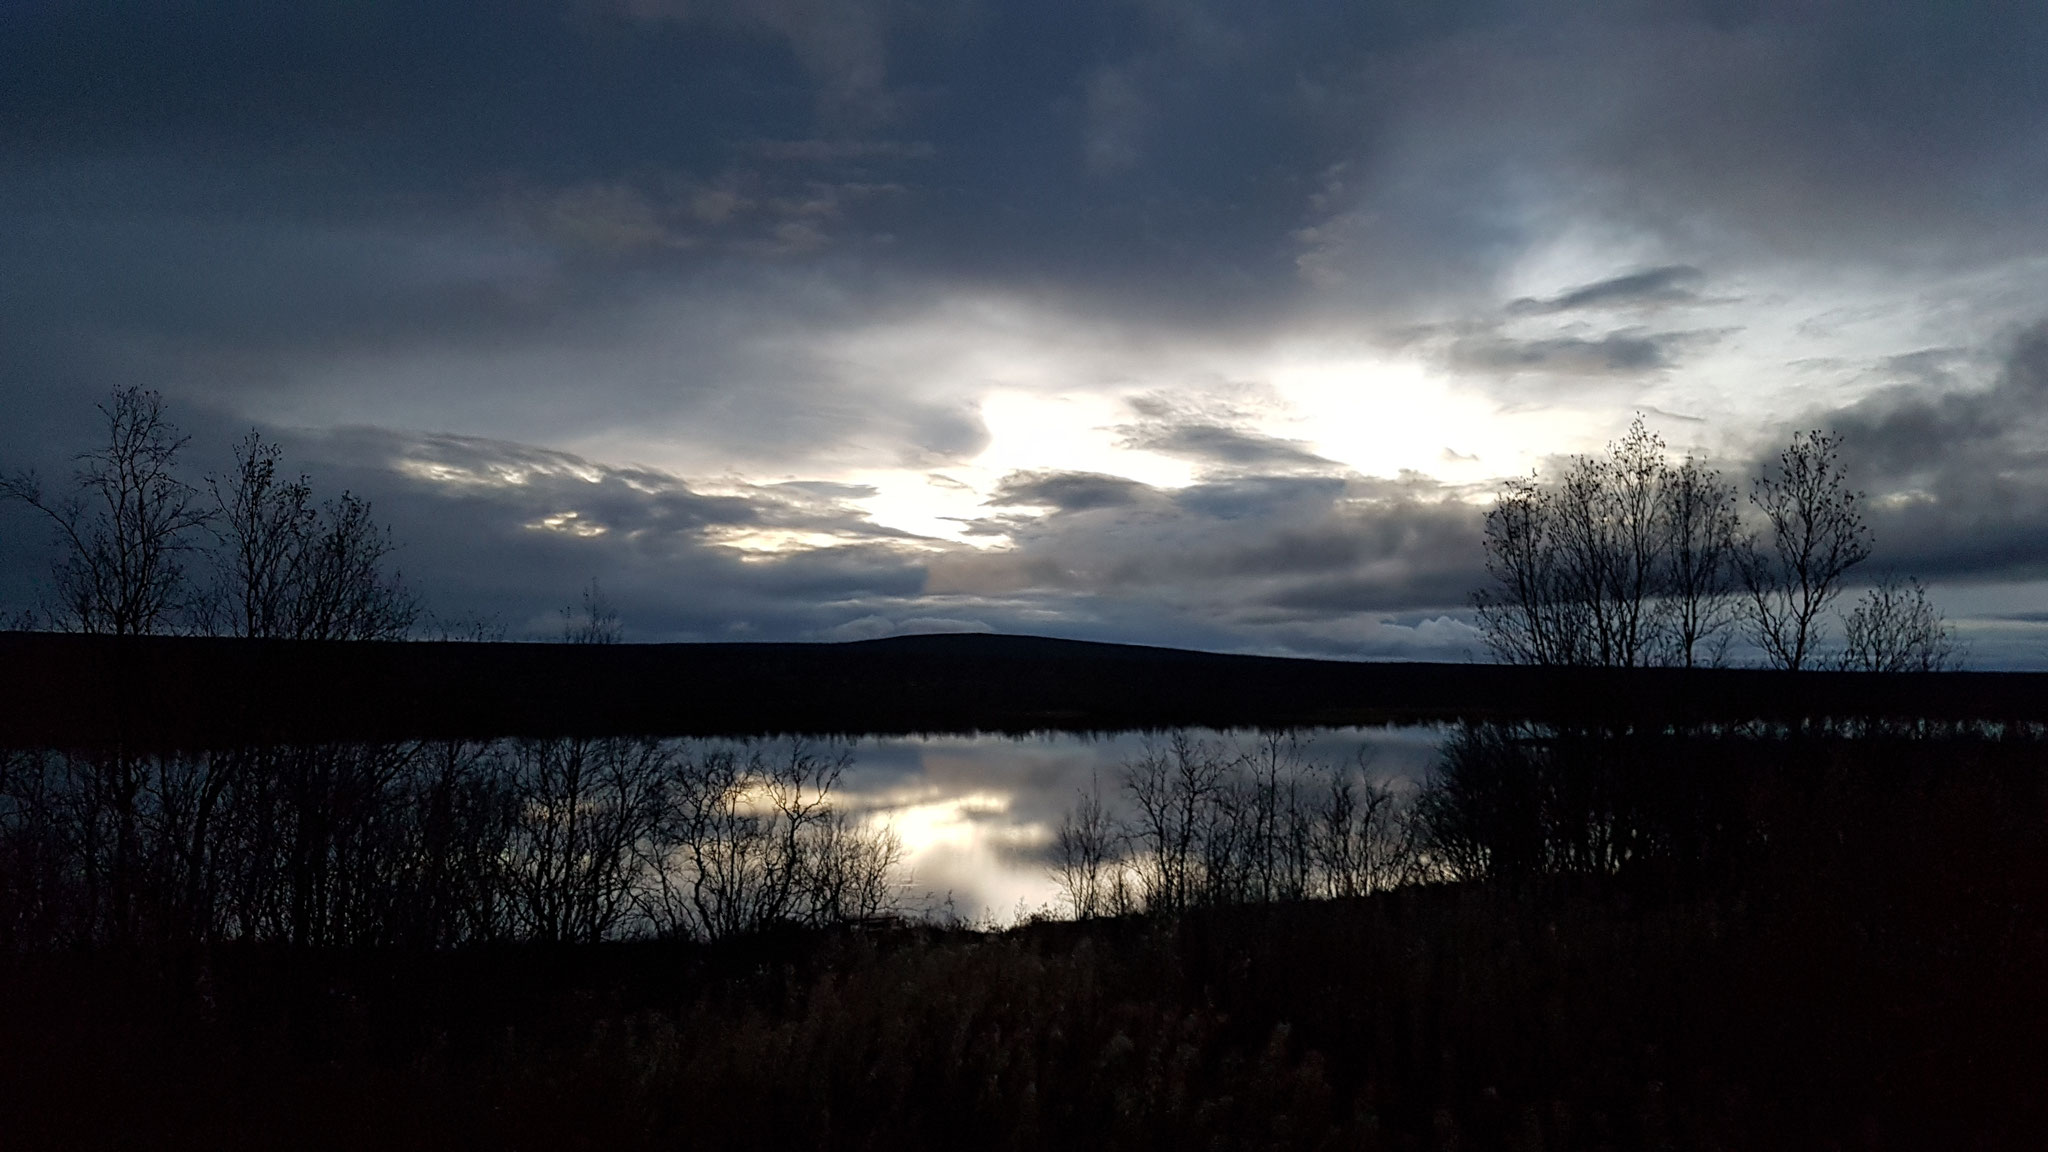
left=4, top=0, right=2048, bottom=663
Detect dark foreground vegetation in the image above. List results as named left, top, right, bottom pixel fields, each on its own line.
left=6, top=722, right=2046, bottom=1150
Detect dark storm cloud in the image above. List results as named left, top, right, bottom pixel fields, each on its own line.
left=5, top=0, right=2043, bottom=321
left=4, top=0, right=2042, bottom=385
left=0, top=183, right=989, bottom=470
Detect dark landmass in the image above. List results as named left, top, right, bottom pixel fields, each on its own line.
left=4, top=638, right=2046, bottom=1148
left=3, top=630, right=2046, bottom=748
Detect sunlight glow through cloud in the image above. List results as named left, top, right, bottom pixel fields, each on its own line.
left=1267, top=355, right=1592, bottom=483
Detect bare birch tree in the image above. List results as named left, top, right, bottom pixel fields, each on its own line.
left=1053, top=771, right=1118, bottom=919
left=1739, top=429, right=1871, bottom=671
left=1476, top=416, right=1718, bottom=667
left=1660, top=457, right=1741, bottom=668
left=2, top=387, right=211, bottom=635
left=206, top=430, right=417, bottom=641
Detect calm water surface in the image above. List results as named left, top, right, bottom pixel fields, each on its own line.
left=833, top=726, right=1448, bottom=923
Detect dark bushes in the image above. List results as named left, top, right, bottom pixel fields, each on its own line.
left=9, top=853, right=2047, bottom=1150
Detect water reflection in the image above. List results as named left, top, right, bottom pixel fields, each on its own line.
left=9, top=720, right=2041, bottom=947
left=836, top=726, right=1448, bottom=923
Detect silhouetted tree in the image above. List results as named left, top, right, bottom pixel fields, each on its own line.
left=1739, top=429, right=1871, bottom=670
left=562, top=577, right=622, bottom=645
left=1837, top=573, right=1957, bottom=673
left=1410, top=722, right=1537, bottom=882
left=0, top=393, right=220, bottom=939
left=1308, top=755, right=1410, bottom=897
left=206, top=431, right=316, bottom=639
left=1557, top=417, right=1668, bottom=666
left=1121, top=732, right=1227, bottom=913
left=1218, top=731, right=1315, bottom=904
left=189, top=431, right=420, bottom=944
left=1, top=387, right=212, bottom=635
left=383, top=739, right=518, bottom=946
left=1660, top=456, right=1742, bottom=667
left=1473, top=475, right=1578, bottom=665
left=1083, top=732, right=1413, bottom=915
left=802, top=809, right=905, bottom=925
left=503, top=736, right=666, bottom=943
left=647, top=739, right=879, bottom=941
left=1475, top=417, right=1742, bottom=667
left=1054, top=772, right=1118, bottom=919
left=289, top=491, right=417, bottom=640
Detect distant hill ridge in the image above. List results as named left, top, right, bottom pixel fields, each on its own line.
left=0, top=630, right=2043, bottom=748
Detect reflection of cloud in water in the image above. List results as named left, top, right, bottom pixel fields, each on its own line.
left=839, top=726, right=1447, bottom=924
left=836, top=787, right=1061, bottom=922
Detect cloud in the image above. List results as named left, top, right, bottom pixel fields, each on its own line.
left=612, top=0, right=931, bottom=129
left=933, top=470, right=1484, bottom=620
left=822, top=613, right=994, bottom=641
left=1444, top=331, right=1687, bottom=377
left=1507, top=265, right=1709, bottom=315
left=1816, top=321, right=2048, bottom=583
left=1083, top=66, right=1149, bottom=174
left=1117, top=422, right=1338, bottom=472
left=748, top=138, right=937, bottom=163
left=986, top=470, right=1157, bottom=513
left=240, top=425, right=1489, bottom=656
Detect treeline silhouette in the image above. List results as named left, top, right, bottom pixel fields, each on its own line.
left=1477, top=417, right=1956, bottom=671
left=1054, top=717, right=2048, bottom=911
left=0, top=735, right=900, bottom=950
left=2, top=388, right=419, bottom=642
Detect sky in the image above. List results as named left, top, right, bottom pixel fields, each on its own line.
left=4, top=0, right=2048, bottom=664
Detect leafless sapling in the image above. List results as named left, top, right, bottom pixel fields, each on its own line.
left=1836, top=573, right=1958, bottom=673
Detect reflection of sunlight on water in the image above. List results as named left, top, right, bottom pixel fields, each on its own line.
left=836, top=726, right=1449, bottom=926
left=852, top=790, right=1061, bottom=924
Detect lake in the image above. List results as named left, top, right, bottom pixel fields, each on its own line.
left=831, top=725, right=1450, bottom=923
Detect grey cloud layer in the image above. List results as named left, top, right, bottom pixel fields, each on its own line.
left=938, top=470, right=1485, bottom=635
left=288, top=433, right=1490, bottom=655
left=1828, top=324, right=2048, bottom=584
left=9, top=0, right=2041, bottom=328
left=3, top=0, right=2046, bottom=657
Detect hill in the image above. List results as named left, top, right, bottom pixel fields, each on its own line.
left=1, top=630, right=2044, bottom=748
